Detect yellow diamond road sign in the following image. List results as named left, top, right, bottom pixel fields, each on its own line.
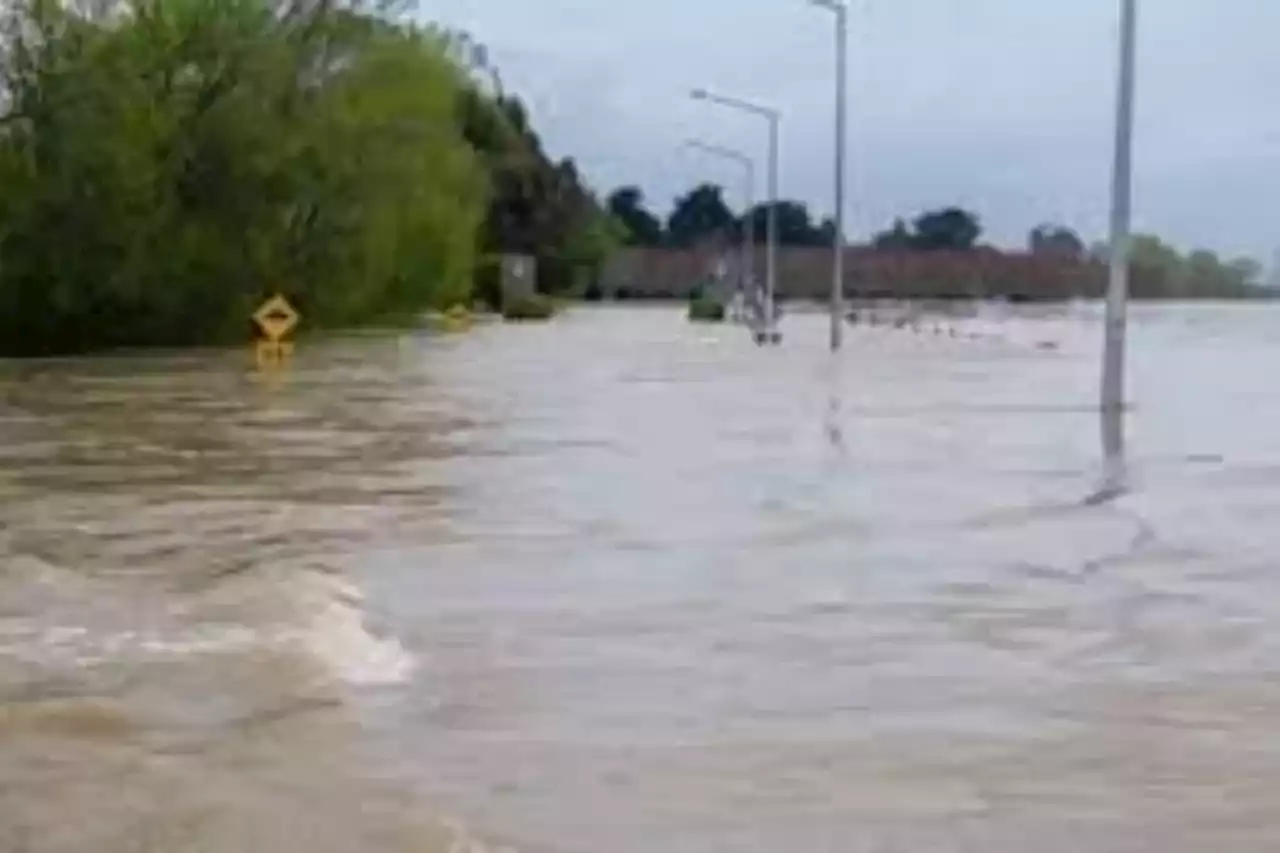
left=253, top=295, right=299, bottom=343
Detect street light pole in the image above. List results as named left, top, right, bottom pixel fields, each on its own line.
left=691, top=88, right=782, bottom=342
left=681, top=140, right=756, bottom=307
left=1102, top=0, right=1137, bottom=473
left=765, top=113, right=779, bottom=336
left=811, top=0, right=848, bottom=353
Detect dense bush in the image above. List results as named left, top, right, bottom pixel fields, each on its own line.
left=0, top=0, right=493, bottom=355
left=0, top=0, right=630, bottom=356
left=688, top=296, right=726, bottom=323
left=502, top=293, right=555, bottom=322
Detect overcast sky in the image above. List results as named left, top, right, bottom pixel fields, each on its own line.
left=423, top=1, right=1280, bottom=261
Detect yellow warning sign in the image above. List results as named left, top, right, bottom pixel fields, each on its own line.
left=253, top=295, right=299, bottom=343
left=252, top=295, right=299, bottom=371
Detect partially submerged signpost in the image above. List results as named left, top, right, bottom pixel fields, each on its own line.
left=253, top=294, right=299, bottom=370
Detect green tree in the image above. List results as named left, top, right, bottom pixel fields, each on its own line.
left=909, top=208, right=982, bottom=251
left=741, top=200, right=825, bottom=246
left=666, top=183, right=735, bottom=248
left=869, top=208, right=982, bottom=252
left=872, top=218, right=913, bottom=250
left=460, top=89, right=615, bottom=294
left=815, top=216, right=837, bottom=246
left=1029, top=224, right=1085, bottom=260
left=1184, top=250, right=1262, bottom=298
left=1185, top=249, right=1222, bottom=296
left=606, top=186, right=664, bottom=246
left=1127, top=235, right=1263, bottom=298
left=1129, top=234, right=1184, bottom=296
left=0, top=0, right=486, bottom=354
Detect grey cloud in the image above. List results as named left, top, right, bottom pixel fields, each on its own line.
left=427, top=0, right=1280, bottom=258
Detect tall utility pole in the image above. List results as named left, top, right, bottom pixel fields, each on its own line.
left=811, top=0, right=849, bottom=352
left=1101, top=0, right=1137, bottom=470
left=766, top=113, right=779, bottom=340
left=691, top=88, right=782, bottom=343
left=681, top=140, right=757, bottom=303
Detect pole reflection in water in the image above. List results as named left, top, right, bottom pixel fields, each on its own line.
left=823, top=354, right=845, bottom=454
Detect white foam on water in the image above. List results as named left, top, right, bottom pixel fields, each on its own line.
left=0, top=567, right=416, bottom=689
left=283, top=569, right=418, bottom=688
left=0, top=621, right=264, bottom=666
left=442, top=816, right=520, bottom=853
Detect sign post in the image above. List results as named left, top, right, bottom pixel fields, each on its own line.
left=252, top=294, right=300, bottom=369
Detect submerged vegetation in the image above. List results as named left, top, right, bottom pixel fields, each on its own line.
left=501, top=292, right=556, bottom=322
left=687, top=296, right=726, bottom=323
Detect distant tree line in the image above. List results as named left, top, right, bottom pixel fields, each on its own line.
left=608, top=185, right=990, bottom=252
left=607, top=184, right=1269, bottom=300
left=607, top=184, right=836, bottom=249
left=1088, top=234, right=1265, bottom=299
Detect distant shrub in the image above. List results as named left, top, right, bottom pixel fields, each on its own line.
left=582, top=281, right=604, bottom=302
left=440, top=304, right=473, bottom=331
left=502, top=293, right=556, bottom=321
left=688, top=296, right=726, bottom=323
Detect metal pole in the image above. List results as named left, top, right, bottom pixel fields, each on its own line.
left=1102, top=0, right=1136, bottom=467
left=690, top=89, right=780, bottom=341
left=743, top=159, right=756, bottom=302
left=765, top=113, right=779, bottom=335
left=830, top=1, right=848, bottom=352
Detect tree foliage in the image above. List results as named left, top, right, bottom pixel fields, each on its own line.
left=607, top=186, right=663, bottom=247
left=870, top=208, right=982, bottom=252
left=0, top=0, right=623, bottom=354
left=1124, top=234, right=1263, bottom=298
left=741, top=201, right=831, bottom=247
left=907, top=208, right=982, bottom=251
left=1029, top=224, right=1085, bottom=260
left=665, top=183, right=735, bottom=248
left=455, top=79, right=617, bottom=295
left=872, top=218, right=913, bottom=250
left=0, top=0, right=496, bottom=355
left=605, top=184, right=837, bottom=249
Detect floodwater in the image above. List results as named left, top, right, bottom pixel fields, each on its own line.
left=4, top=303, right=1280, bottom=852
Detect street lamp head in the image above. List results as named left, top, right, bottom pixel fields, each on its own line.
left=810, top=0, right=844, bottom=10
left=690, top=88, right=708, bottom=101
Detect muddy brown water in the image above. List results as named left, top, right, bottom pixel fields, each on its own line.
left=3, top=303, right=1280, bottom=852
